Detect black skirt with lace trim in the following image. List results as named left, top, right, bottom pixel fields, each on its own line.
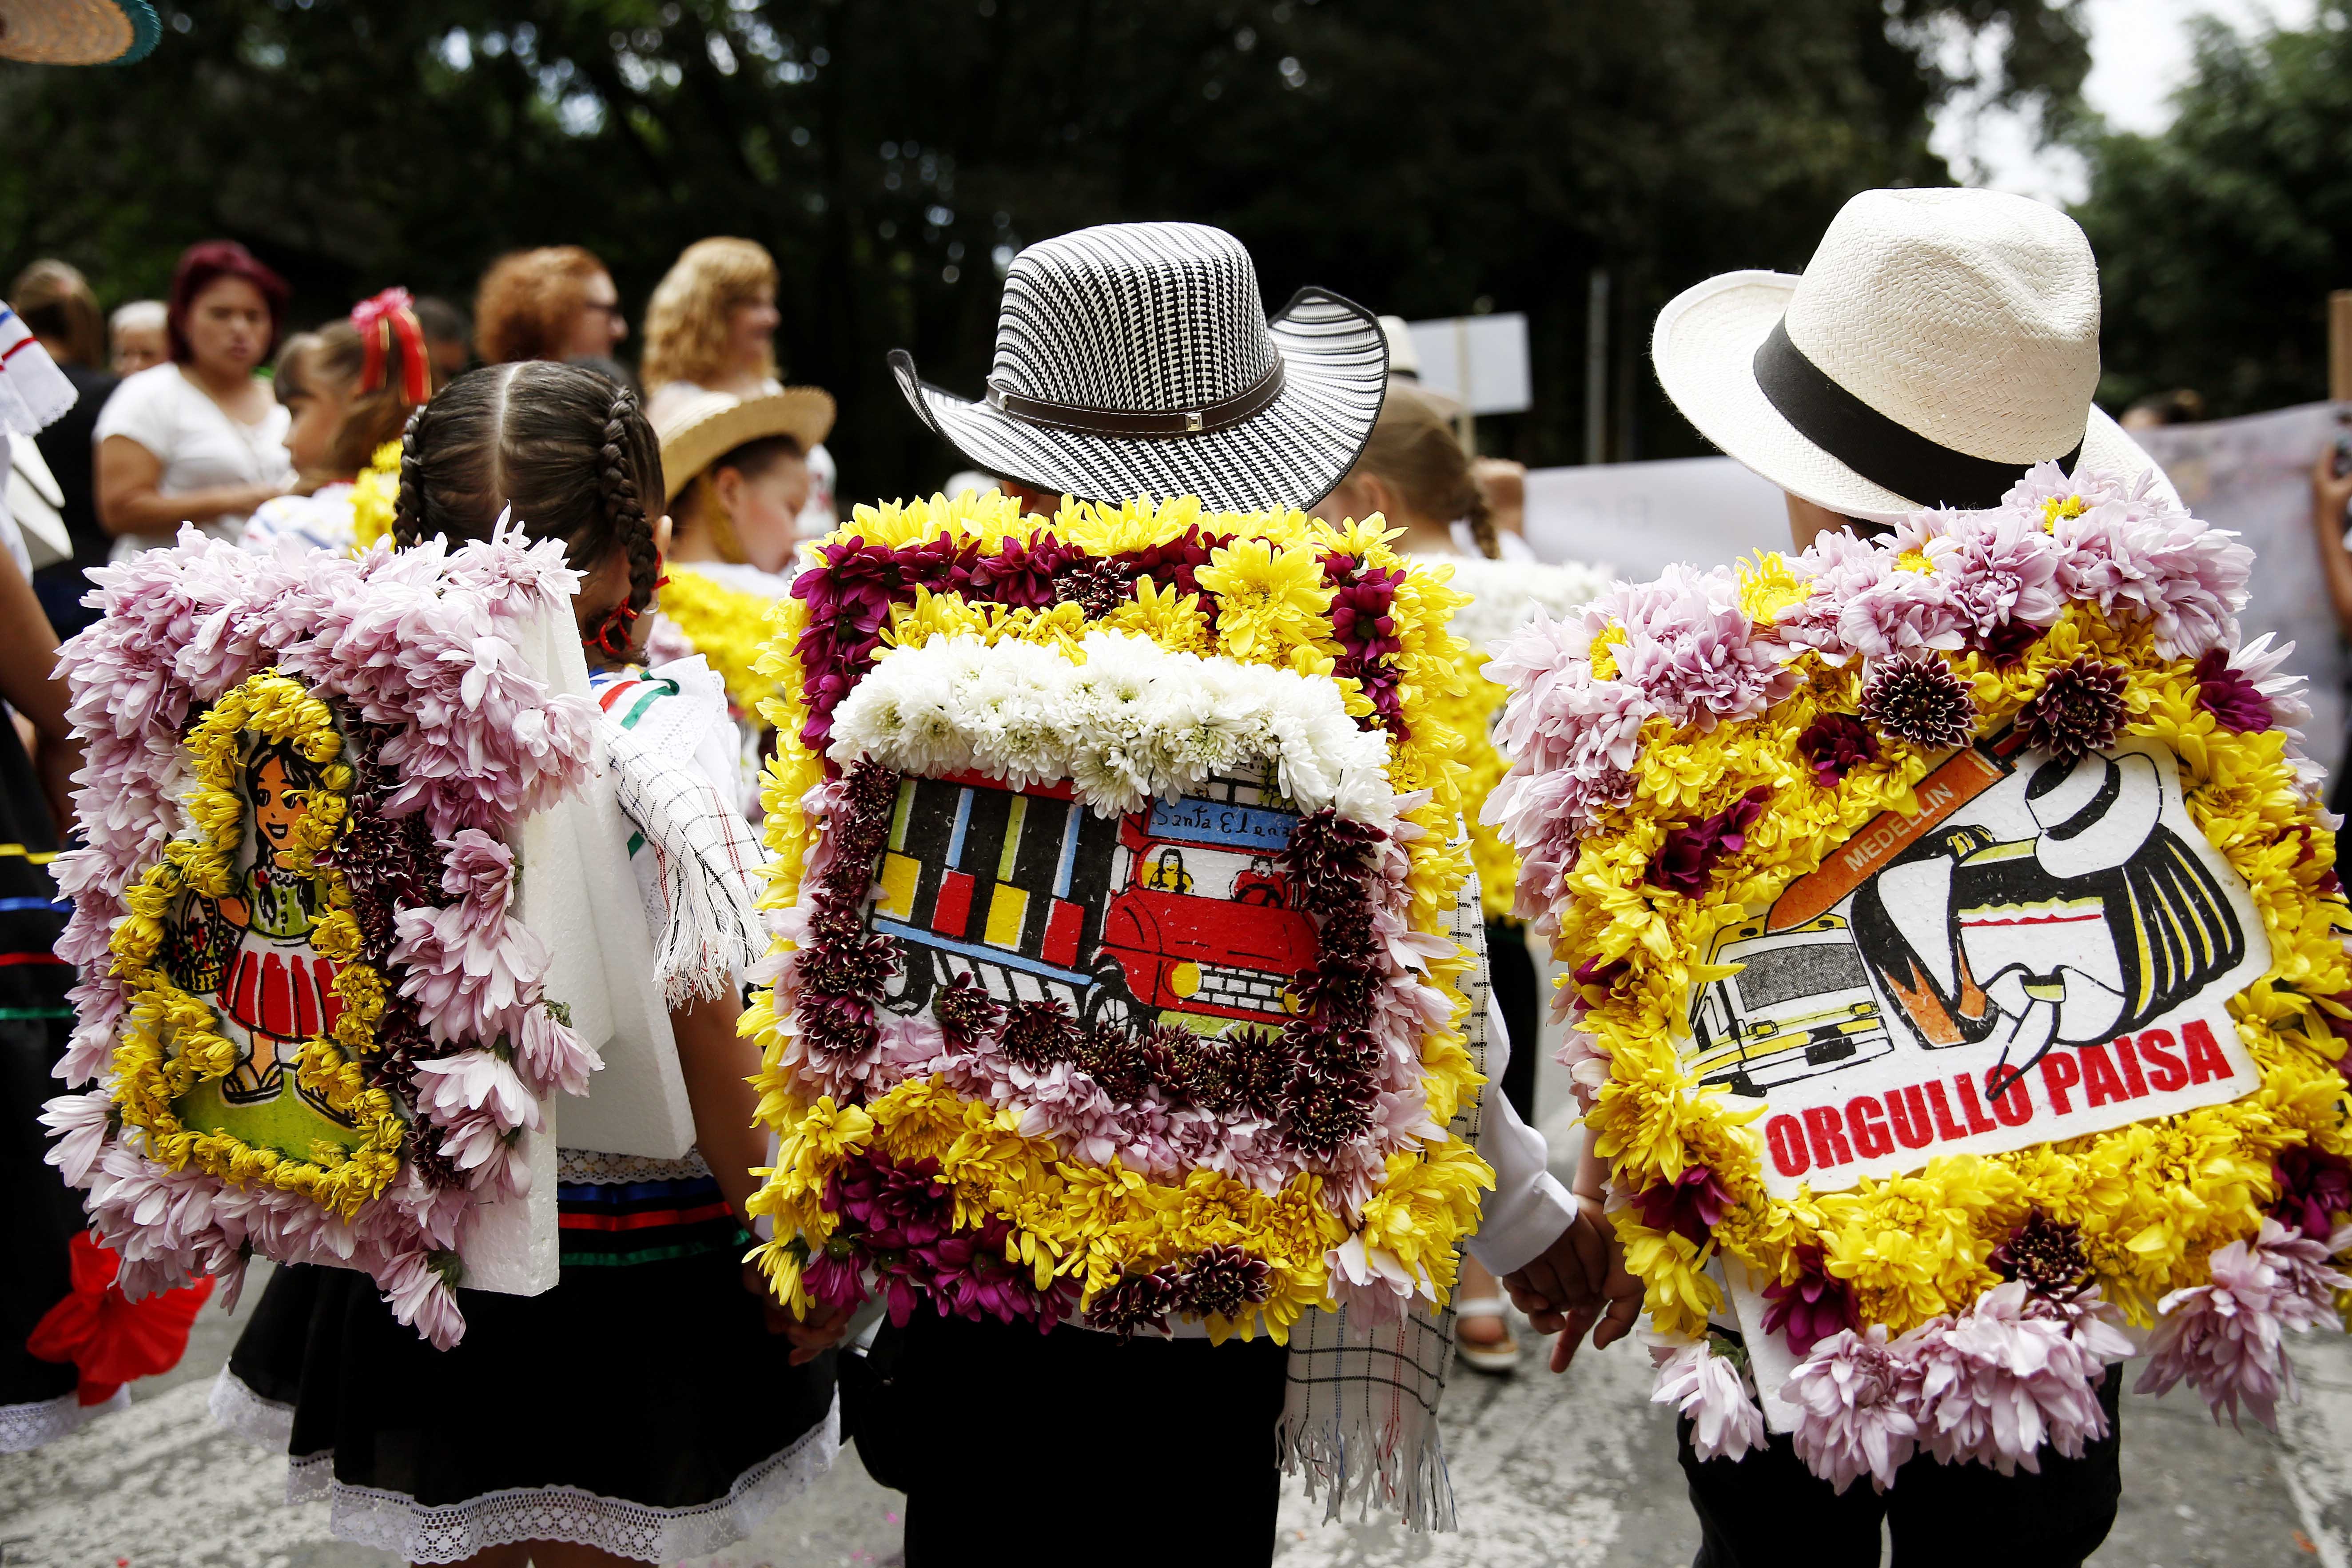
left=221, top=1237, right=838, bottom=1563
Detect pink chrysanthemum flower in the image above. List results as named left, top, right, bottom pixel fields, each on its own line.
left=1785, top=1325, right=1918, bottom=1493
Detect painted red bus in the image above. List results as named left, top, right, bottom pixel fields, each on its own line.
left=864, top=768, right=1316, bottom=1033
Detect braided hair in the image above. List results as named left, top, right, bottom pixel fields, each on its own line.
left=391, top=362, right=665, bottom=624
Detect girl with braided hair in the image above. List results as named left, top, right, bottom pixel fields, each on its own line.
left=213, top=361, right=846, bottom=1565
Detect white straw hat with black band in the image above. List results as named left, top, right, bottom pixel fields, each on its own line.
left=1652, top=187, right=2174, bottom=522
left=890, top=221, right=1388, bottom=513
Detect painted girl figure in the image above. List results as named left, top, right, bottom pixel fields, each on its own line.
left=183, top=737, right=345, bottom=1116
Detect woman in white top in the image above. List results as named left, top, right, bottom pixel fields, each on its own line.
left=641, top=237, right=840, bottom=539
left=94, top=242, right=294, bottom=558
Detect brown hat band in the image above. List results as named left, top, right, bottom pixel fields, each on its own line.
left=984, top=357, right=1285, bottom=440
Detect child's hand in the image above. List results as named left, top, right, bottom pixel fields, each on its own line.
left=1508, top=1198, right=1644, bottom=1373
left=740, top=1259, right=856, bottom=1362
left=778, top=1301, right=852, bottom=1366
left=1500, top=1214, right=1604, bottom=1330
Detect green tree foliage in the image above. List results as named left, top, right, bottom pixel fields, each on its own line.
left=2076, top=2, right=2352, bottom=417
left=0, top=0, right=2087, bottom=500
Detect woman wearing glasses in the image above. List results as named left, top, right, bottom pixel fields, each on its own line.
left=473, top=244, right=629, bottom=366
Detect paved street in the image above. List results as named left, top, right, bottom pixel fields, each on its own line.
left=8, top=1049, right=2352, bottom=1567
left=2, top=1261, right=2348, bottom=1568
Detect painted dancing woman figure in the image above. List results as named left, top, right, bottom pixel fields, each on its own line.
left=206, top=741, right=344, bottom=1114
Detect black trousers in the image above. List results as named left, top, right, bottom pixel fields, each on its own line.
left=1678, top=1369, right=2122, bottom=1568
left=1485, top=917, right=1540, bottom=1126
left=891, top=1313, right=1291, bottom=1566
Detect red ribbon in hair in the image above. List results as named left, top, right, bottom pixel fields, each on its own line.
left=350, top=287, right=432, bottom=407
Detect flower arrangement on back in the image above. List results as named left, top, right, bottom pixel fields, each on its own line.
left=1492, top=189, right=2352, bottom=1530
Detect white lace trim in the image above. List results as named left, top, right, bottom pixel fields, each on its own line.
left=0, top=1385, right=130, bottom=1453
left=207, top=1365, right=296, bottom=1451
left=555, top=1145, right=712, bottom=1185
left=285, top=1391, right=839, bottom=1563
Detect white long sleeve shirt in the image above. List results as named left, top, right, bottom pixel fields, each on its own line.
left=1462, top=998, right=1576, bottom=1276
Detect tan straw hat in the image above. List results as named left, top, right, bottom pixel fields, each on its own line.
left=0, top=0, right=159, bottom=63
left=654, top=387, right=836, bottom=503
left=1652, top=187, right=2173, bottom=522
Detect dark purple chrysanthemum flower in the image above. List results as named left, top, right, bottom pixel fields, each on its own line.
left=1795, top=712, right=1877, bottom=788
left=1972, top=619, right=2045, bottom=668
left=801, top=1238, right=871, bottom=1315
left=1054, top=558, right=1134, bottom=619
left=1858, top=654, right=1976, bottom=751
left=1112, top=525, right=1232, bottom=599
left=797, top=929, right=903, bottom=998
left=1075, top=1022, right=1156, bottom=1101
left=959, top=531, right=1078, bottom=609
left=790, top=533, right=975, bottom=746
left=932, top=972, right=1003, bottom=1050
left=2193, top=648, right=2274, bottom=733
left=1648, top=787, right=1772, bottom=896
left=2018, top=657, right=2128, bottom=761
left=1325, top=557, right=1407, bottom=735
left=1178, top=1244, right=1273, bottom=1320
left=828, top=1154, right=952, bottom=1252
left=1088, top=1267, right=1183, bottom=1337
left=1989, top=1209, right=2091, bottom=1297
left=1759, top=1247, right=1859, bottom=1358
left=1634, top=1164, right=1731, bottom=1250
left=995, top=997, right=1079, bottom=1070
left=797, top=991, right=880, bottom=1063
left=1278, top=1067, right=1378, bottom=1159
left=1573, top=953, right=1630, bottom=991
left=1154, top=1029, right=1238, bottom=1114
left=1223, top=1026, right=1294, bottom=1122
left=2270, top=1146, right=2352, bottom=1240
left=1281, top=808, right=1389, bottom=916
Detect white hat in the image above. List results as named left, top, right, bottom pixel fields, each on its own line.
left=1652, top=187, right=2172, bottom=521
left=1378, top=314, right=1420, bottom=379
left=892, top=221, right=1387, bottom=513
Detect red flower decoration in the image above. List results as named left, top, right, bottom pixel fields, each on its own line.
left=1634, top=1165, right=1731, bottom=1249
left=2270, top=1146, right=2352, bottom=1240
left=1795, top=712, right=1876, bottom=787
left=26, top=1234, right=214, bottom=1406
left=1648, top=787, right=1771, bottom=895
left=2193, top=648, right=2274, bottom=733
left=1758, top=1246, right=1859, bottom=1358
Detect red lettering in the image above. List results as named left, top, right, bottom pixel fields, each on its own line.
left=2183, top=1019, right=2233, bottom=1086
left=2113, top=1036, right=2149, bottom=1098
left=1952, top=1075, right=1999, bottom=1134
left=2081, top=1043, right=2129, bottom=1107
left=2040, top=1052, right=2081, bottom=1114
left=1923, top=1081, right=1967, bottom=1142
left=1847, top=1096, right=1894, bottom=1159
left=1887, top=1086, right=1934, bottom=1149
left=1803, top=1105, right=1855, bottom=1167
left=1767, top=1115, right=1812, bottom=1177
left=2138, top=1028, right=2186, bottom=1093
left=1985, top=1068, right=2033, bottom=1127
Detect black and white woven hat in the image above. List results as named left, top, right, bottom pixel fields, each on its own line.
left=891, top=221, right=1387, bottom=512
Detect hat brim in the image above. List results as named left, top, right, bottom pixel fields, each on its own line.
left=892, top=287, right=1388, bottom=513
left=1652, top=270, right=2176, bottom=523
left=0, top=0, right=159, bottom=63
left=657, top=388, right=837, bottom=502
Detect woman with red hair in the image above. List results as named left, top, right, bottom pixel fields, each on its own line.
left=473, top=244, right=628, bottom=366
left=93, top=240, right=296, bottom=559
